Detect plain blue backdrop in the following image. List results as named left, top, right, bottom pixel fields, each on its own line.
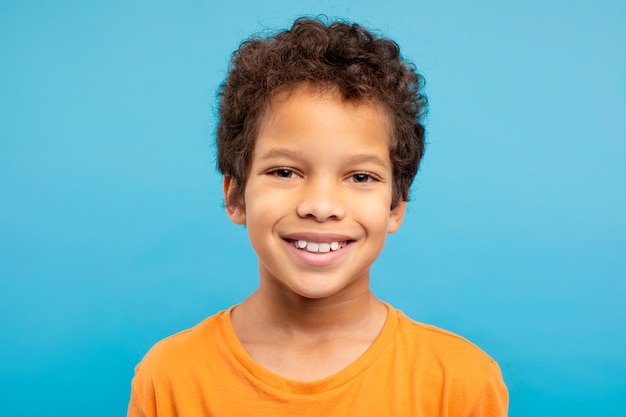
left=1, top=1, right=625, bottom=415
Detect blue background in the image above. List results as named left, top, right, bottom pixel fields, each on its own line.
left=1, top=1, right=624, bottom=415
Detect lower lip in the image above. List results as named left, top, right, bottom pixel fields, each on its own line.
left=283, top=240, right=353, bottom=267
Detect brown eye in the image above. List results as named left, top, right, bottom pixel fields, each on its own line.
left=351, top=173, right=373, bottom=183
left=270, top=168, right=297, bottom=178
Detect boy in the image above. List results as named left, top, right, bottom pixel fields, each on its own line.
left=128, top=17, right=508, bottom=416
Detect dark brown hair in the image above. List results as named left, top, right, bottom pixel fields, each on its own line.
left=217, top=17, right=427, bottom=208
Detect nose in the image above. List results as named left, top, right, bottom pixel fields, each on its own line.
left=296, top=177, right=346, bottom=222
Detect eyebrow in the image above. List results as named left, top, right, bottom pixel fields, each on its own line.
left=259, top=148, right=305, bottom=161
left=259, top=148, right=389, bottom=169
left=344, top=154, right=389, bottom=169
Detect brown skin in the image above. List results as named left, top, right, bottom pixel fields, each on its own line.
left=229, top=289, right=387, bottom=381
left=223, top=87, right=406, bottom=381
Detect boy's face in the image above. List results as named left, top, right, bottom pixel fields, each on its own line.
left=224, top=86, right=406, bottom=302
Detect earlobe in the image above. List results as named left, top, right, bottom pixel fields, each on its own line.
left=387, top=201, right=407, bottom=234
left=223, top=176, right=246, bottom=225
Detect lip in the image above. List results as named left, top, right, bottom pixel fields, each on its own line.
left=281, top=235, right=354, bottom=267
left=281, top=232, right=354, bottom=243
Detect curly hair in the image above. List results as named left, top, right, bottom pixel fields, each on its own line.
left=216, top=17, right=427, bottom=209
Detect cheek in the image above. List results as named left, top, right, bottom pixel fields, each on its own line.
left=354, top=197, right=393, bottom=229
left=245, top=186, right=285, bottom=219
left=243, top=187, right=286, bottom=240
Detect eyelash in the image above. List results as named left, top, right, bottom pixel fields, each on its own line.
left=348, top=172, right=378, bottom=183
left=267, top=168, right=378, bottom=184
left=267, top=168, right=299, bottom=179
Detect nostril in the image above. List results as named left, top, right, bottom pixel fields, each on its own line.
left=296, top=193, right=346, bottom=222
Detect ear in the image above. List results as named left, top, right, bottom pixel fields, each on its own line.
left=223, top=176, right=246, bottom=225
left=387, top=201, right=407, bottom=234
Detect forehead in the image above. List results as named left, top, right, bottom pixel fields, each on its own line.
left=253, top=85, right=393, bottom=169
left=258, top=84, right=392, bottom=142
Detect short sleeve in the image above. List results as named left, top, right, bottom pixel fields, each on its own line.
left=127, top=387, right=147, bottom=417
left=467, top=362, right=509, bottom=417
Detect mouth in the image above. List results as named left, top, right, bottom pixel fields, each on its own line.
left=289, top=239, right=349, bottom=254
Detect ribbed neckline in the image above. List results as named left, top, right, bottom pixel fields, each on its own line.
left=216, top=302, right=399, bottom=395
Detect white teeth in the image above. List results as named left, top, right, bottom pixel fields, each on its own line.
left=293, top=240, right=346, bottom=253
left=306, top=242, right=319, bottom=252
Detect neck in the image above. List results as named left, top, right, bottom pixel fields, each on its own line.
left=233, top=284, right=386, bottom=340
left=230, top=283, right=389, bottom=382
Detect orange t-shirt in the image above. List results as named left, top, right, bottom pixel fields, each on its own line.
left=128, top=304, right=508, bottom=416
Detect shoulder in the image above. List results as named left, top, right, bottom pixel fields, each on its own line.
left=389, top=308, right=508, bottom=415
left=129, top=309, right=238, bottom=416
left=394, top=309, right=498, bottom=370
left=134, top=309, right=228, bottom=377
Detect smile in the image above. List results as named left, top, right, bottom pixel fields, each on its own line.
left=291, top=240, right=347, bottom=253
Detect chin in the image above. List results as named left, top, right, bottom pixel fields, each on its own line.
left=285, top=278, right=366, bottom=302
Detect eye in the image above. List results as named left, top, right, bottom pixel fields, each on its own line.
left=349, top=172, right=376, bottom=183
left=268, top=168, right=298, bottom=179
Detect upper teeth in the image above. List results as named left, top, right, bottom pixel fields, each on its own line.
left=294, top=240, right=345, bottom=253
